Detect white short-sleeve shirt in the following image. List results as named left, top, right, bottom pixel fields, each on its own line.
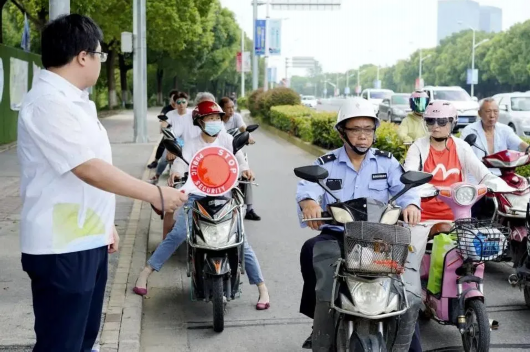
left=167, top=109, right=201, bottom=142
left=223, top=113, right=245, bottom=131
left=17, top=70, right=116, bottom=255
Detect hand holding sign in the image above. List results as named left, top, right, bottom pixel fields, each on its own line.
left=151, top=146, right=240, bottom=218
left=151, top=145, right=241, bottom=219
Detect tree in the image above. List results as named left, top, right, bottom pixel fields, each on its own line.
left=194, top=3, right=240, bottom=96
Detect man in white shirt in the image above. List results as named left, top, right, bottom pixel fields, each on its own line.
left=17, top=14, right=187, bottom=352
left=219, top=96, right=261, bottom=221
left=149, top=91, right=191, bottom=184
left=134, top=100, right=270, bottom=310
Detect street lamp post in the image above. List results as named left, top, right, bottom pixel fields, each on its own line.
left=458, top=21, right=490, bottom=97
left=419, top=49, right=432, bottom=86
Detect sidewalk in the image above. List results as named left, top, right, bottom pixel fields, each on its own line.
left=0, top=108, right=162, bottom=351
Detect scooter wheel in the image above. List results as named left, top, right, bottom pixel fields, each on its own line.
left=212, top=277, right=225, bottom=333
left=461, top=299, right=490, bottom=352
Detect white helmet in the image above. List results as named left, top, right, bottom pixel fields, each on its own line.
left=335, top=97, right=380, bottom=130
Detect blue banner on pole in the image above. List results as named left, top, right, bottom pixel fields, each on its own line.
left=254, top=19, right=266, bottom=56
left=268, top=19, right=281, bottom=55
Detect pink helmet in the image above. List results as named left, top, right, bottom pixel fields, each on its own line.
left=423, top=100, right=458, bottom=119
left=409, top=90, right=430, bottom=114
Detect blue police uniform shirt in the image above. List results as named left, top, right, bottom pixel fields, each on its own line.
left=295, top=147, right=421, bottom=231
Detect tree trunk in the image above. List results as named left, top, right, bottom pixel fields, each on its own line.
left=156, top=68, right=164, bottom=105
left=0, top=0, right=9, bottom=44
left=106, top=48, right=117, bottom=109
left=118, top=54, right=131, bottom=107
left=173, top=75, right=178, bottom=90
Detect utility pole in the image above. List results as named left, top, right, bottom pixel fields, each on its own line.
left=263, top=1, right=270, bottom=91
left=241, top=29, right=245, bottom=98
left=49, top=0, right=70, bottom=21
left=133, top=0, right=148, bottom=142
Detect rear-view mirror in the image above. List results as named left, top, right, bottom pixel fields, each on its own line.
left=233, top=131, right=250, bottom=154
left=294, top=165, right=329, bottom=183
left=472, top=96, right=478, bottom=102
left=400, top=171, right=433, bottom=186
left=162, top=128, right=176, bottom=141
left=246, top=124, right=259, bottom=133
left=162, top=139, right=185, bottom=162
left=500, top=104, right=508, bottom=111
left=464, top=134, right=477, bottom=146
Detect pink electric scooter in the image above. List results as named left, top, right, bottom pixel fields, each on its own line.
left=419, top=182, right=508, bottom=352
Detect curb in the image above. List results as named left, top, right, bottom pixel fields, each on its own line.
left=99, top=138, right=160, bottom=352
left=245, top=113, right=329, bottom=158
left=0, top=142, right=17, bottom=154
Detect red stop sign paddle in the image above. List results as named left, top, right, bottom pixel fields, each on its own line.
left=179, top=146, right=240, bottom=196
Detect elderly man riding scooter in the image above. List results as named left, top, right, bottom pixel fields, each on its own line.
left=296, top=97, right=425, bottom=351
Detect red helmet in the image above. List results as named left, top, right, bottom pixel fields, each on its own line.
left=192, top=101, right=225, bottom=126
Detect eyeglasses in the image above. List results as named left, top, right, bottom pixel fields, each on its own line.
left=89, top=51, right=108, bottom=63
left=343, top=127, right=376, bottom=137
left=176, top=100, right=187, bottom=105
left=424, top=117, right=453, bottom=127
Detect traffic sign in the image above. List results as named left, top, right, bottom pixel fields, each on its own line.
left=180, top=146, right=239, bottom=196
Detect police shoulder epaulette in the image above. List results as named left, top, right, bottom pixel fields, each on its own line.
left=374, top=149, right=392, bottom=158
left=318, top=153, right=337, bottom=165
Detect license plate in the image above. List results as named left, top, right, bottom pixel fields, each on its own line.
left=459, top=117, right=469, bottom=124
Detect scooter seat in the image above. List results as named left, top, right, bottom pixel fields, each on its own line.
left=428, top=222, right=453, bottom=240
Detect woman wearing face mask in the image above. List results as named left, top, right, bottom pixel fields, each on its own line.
left=403, top=100, right=492, bottom=260
left=133, top=101, right=270, bottom=310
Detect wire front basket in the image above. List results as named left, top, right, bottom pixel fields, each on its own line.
left=343, top=222, right=411, bottom=275
left=454, top=218, right=509, bottom=262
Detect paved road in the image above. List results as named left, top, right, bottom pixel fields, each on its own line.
left=139, top=120, right=530, bottom=351
left=0, top=108, right=161, bottom=350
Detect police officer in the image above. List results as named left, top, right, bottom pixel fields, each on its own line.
left=296, top=97, right=423, bottom=350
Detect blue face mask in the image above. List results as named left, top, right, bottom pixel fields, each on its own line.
left=203, top=120, right=223, bottom=136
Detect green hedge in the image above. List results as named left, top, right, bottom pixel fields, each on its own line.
left=268, top=105, right=407, bottom=161
left=237, top=96, right=248, bottom=110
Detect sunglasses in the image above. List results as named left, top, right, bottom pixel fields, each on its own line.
left=425, top=117, right=453, bottom=127
left=175, top=100, right=187, bottom=105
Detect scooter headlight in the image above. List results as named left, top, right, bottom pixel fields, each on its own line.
left=197, top=220, right=236, bottom=247
left=455, top=186, right=476, bottom=206
left=346, top=277, right=393, bottom=316
left=329, top=206, right=354, bottom=224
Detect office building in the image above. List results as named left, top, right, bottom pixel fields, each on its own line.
left=480, top=6, right=502, bottom=33
left=437, top=0, right=480, bottom=44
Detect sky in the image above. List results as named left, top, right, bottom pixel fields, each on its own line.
left=219, top=0, right=530, bottom=80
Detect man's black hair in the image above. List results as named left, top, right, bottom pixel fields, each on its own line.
left=41, top=14, right=103, bottom=69
left=170, top=91, right=189, bottom=101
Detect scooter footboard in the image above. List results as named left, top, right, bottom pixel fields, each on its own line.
left=389, top=293, right=421, bottom=352
left=312, top=240, right=342, bottom=351
left=312, top=302, right=336, bottom=352
left=314, top=240, right=342, bottom=302
left=390, top=246, right=422, bottom=352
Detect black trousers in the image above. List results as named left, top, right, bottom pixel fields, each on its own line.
left=22, top=246, right=108, bottom=352
left=299, top=230, right=423, bottom=352
left=155, top=140, right=165, bottom=160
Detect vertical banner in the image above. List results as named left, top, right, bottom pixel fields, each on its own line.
left=243, top=52, right=251, bottom=72
left=254, top=20, right=266, bottom=56
left=236, top=52, right=242, bottom=72
left=237, top=52, right=252, bottom=73
left=267, top=67, right=277, bottom=82
left=267, top=19, right=282, bottom=55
